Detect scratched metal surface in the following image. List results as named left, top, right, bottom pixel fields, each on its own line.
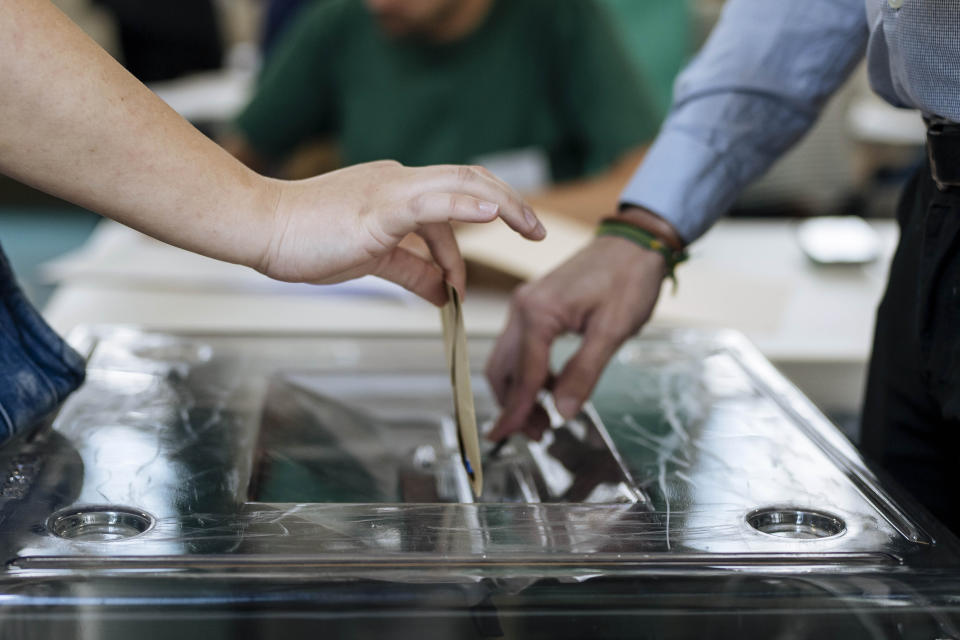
left=0, top=326, right=958, bottom=638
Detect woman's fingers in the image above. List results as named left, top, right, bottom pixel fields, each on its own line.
left=385, top=192, right=499, bottom=236
left=417, top=223, right=466, bottom=300
left=403, top=165, right=546, bottom=240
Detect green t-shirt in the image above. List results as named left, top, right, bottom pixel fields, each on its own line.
left=236, top=0, right=658, bottom=182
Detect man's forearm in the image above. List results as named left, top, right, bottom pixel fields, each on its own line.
left=620, top=0, right=868, bottom=244
left=524, top=148, right=646, bottom=224
left=0, top=0, right=278, bottom=270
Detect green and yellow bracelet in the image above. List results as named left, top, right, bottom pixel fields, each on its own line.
left=595, top=217, right=689, bottom=292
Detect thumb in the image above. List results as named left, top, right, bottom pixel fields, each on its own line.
left=371, top=246, right=447, bottom=305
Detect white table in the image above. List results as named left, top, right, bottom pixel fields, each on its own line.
left=42, top=218, right=898, bottom=415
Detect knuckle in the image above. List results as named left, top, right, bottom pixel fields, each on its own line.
left=473, top=165, right=494, bottom=179
left=407, top=193, right=428, bottom=219
left=510, top=290, right=534, bottom=315
left=512, top=283, right=538, bottom=307
left=512, top=284, right=553, bottom=316
left=456, top=165, right=478, bottom=185
left=446, top=193, right=462, bottom=214
left=372, top=159, right=401, bottom=171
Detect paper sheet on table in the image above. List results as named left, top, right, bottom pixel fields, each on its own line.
left=40, top=222, right=415, bottom=301
left=440, top=283, right=483, bottom=497
left=456, top=212, right=592, bottom=282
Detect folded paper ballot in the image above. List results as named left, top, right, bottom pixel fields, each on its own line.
left=440, top=283, right=483, bottom=497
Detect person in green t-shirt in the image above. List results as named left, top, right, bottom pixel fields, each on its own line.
left=225, top=0, right=659, bottom=223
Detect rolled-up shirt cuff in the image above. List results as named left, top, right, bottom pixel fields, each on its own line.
left=619, top=127, right=742, bottom=244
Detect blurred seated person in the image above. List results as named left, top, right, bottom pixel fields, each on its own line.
left=224, top=0, right=659, bottom=222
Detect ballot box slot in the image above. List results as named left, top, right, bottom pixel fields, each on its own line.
left=247, top=372, right=647, bottom=507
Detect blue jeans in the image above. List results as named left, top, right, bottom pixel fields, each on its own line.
left=0, top=244, right=85, bottom=443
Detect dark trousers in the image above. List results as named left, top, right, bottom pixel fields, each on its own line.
left=862, top=159, right=960, bottom=534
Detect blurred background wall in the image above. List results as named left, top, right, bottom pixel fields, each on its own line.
left=1, top=0, right=925, bottom=307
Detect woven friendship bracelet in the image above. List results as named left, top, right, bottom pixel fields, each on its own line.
left=595, top=217, right=689, bottom=292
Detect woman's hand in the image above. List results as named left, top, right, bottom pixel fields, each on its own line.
left=0, top=2, right=545, bottom=306
left=258, top=161, right=546, bottom=305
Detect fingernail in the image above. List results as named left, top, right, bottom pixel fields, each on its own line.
left=444, top=278, right=464, bottom=299
left=534, top=220, right=547, bottom=238
left=555, top=396, right=579, bottom=420
left=523, top=205, right=538, bottom=230
left=478, top=201, right=499, bottom=215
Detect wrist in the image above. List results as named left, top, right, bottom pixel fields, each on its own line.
left=617, top=205, right=685, bottom=250
left=249, top=174, right=285, bottom=275
left=590, top=235, right=669, bottom=295
left=596, top=212, right=689, bottom=292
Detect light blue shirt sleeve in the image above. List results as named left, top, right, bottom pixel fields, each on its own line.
left=620, top=0, right=870, bottom=243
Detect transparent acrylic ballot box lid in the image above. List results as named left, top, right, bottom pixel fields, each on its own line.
left=0, top=326, right=959, bottom=638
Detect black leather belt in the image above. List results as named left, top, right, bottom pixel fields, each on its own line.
left=926, top=117, right=960, bottom=191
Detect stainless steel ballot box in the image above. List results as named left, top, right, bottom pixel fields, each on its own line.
left=0, top=326, right=958, bottom=638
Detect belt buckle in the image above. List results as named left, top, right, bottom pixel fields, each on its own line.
left=927, top=120, right=960, bottom=192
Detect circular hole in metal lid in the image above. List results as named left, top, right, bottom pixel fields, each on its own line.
left=747, top=507, right=846, bottom=540
left=47, top=505, right=154, bottom=542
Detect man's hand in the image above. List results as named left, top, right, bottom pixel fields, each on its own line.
left=257, top=160, right=546, bottom=305
left=485, top=210, right=676, bottom=441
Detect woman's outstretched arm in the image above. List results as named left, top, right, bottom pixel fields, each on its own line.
left=0, top=0, right=545, bottom=304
